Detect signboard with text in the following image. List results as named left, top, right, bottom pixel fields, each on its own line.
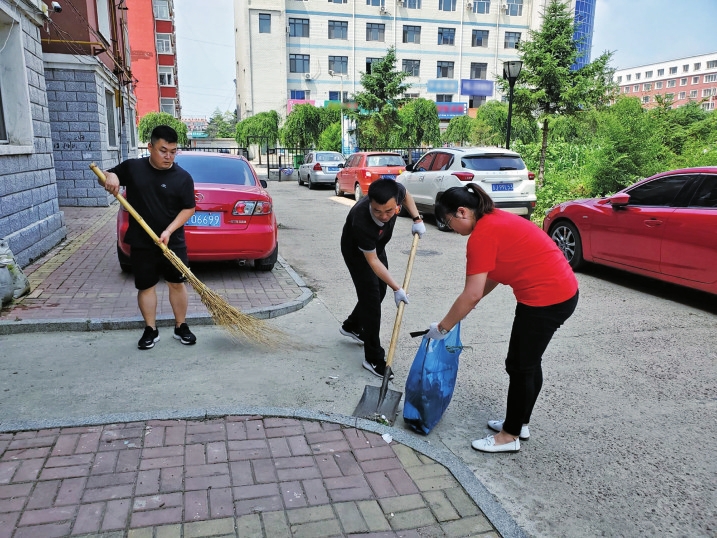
left=435, top=102, right=468, bottom=119
left=287, top=99, right=316, bottom=115
left=460, top=79, right=494, bottom=96
left=426, top=79, right=460, bottom=94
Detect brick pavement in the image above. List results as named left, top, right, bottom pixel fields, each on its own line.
left=0, top=416, right=499, bottom=537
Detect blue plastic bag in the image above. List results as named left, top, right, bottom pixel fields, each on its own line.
left=403, top=323, right=462, bottom=435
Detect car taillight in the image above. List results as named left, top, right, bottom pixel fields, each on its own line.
left=313, top=163, right=322, bottom=171
left=452, top=172, right=474, bottom=182
left=232, top=200, right=273, bottom=216
left=528, top=172, right=535, bottom=180
left=365, top=171, right=373, bottom=178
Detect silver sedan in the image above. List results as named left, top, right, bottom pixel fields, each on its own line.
left=298, top=151, right=345, bottom=189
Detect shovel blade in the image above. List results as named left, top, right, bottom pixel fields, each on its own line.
left=352, top=385, right=403, bottom=425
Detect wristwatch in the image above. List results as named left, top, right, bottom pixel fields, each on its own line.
left=437, top=323, right=449, bottom=335
left=412, top=214, right=423, bottom=222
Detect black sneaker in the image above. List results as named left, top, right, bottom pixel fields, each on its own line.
left=138, top=326, right=159, bottom=350
left=340, top=325, right=364, bottom=345
left=362, top=360, right=394, bottom=380
left=173, top=323, right=196, bottom=345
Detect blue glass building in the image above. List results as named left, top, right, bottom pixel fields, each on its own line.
left=573, top=0, right=597, bottom=69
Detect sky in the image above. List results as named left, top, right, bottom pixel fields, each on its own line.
left=174, top=0, right=717, bottom=118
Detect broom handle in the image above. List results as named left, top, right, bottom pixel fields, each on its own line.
left=385, top=232, right=420, bottom=369
left=89, top=163, right=168, bottom=254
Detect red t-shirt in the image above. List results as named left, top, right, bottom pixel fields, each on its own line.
left=466, top=209, right=578, bottom=307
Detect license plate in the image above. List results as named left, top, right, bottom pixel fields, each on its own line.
left=327, top=166, right=339, bottom=172
left=492, top=183, right=514, bottom=192
left=186, top=212, right=221, bottom=227
left=380, top=174, right=396, bottom=180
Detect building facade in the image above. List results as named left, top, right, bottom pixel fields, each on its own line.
left=0, top=0, right=66, bottom=267
left=613, top=52, right=717, bottom=111
left=572, top=0, right=595, bottom=69
left=234, top=0, right=590, bottom=122
left=126, top=0, right=181, bottom=119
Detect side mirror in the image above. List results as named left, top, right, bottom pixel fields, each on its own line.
left=260, top=179, right=268, bottom=188
left=608, top=192, right=630, bottom=207
left=405, top=163, right=415, bottom=172
left=338, top=163, right=344, bottom=168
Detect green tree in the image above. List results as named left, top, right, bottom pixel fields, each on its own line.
left=138, top=112, right=188, bottom=145
left=442, top=115, right=474, bottom=146
left=235, top=110, right=279, bottom=147
left=347, top=46, right=411, bottom=148
left=280, top=104, right=322, bottom=148
left=205, top=108, right=237, bottom=138
left=318, top=122, right=342, bottom=152
left=506, top=0, right=616, bottom=185
left=398, top=98, right=440, bottom=146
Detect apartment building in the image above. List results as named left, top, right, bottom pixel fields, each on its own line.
left=613, top=52, right=717, bottom=111
left=126, top=0, right=181, bottom=119
left=234, top=0, right=594, bottom=121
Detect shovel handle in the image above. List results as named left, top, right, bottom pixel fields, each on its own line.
left=385, top=232, right=420, bottom=369
left=89, top=163, right=167, bottom=252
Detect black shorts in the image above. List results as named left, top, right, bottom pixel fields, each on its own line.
left=130, top=245, right=188, bottom=291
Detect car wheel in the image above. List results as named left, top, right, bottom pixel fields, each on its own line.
left=335, top=180, right=343, bottom=196
left=298, top=174, right=304, bottom=186
left=117, top=245, right=132, bottom=273
left=549, top=221, right=584, bottom=270
left=354, top=183, right=363, bottom=201
left=254, top=245, right=278, bottom=272
left=308, top=177, right=315, bottom=190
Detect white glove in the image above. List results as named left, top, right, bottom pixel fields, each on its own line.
left=411, top=221, right=426, bottom=238
left=394, top=288, right=409, bottom=307
left=426, top=322, right=447, bottom=341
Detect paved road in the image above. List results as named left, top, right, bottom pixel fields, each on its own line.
left=272, top=178, right=717, bottom=537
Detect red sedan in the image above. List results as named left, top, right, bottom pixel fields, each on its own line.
left=334, top=152, right=405, bottom=200
left=117, top=152, right=278, bottom=272
left=543, top=167, right=717, bottom=294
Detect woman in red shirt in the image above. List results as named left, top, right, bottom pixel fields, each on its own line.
left=424, top=184, right=578, bottom=453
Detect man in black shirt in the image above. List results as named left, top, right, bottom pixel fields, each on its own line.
left=101, top=126, right=196, bottom=350
left=340, top=179, right=425, bottom=377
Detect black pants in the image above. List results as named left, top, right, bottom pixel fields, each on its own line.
left=342, top=250, right=388, bottom=365
left=502, top=290, right=579, bottom=437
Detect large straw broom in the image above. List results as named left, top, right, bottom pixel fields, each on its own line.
left=90, top=163, right=286, bottom=347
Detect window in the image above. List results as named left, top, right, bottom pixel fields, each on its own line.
left=404, top=93, right=419, bottom=99
left=633, top=85, right=639, bottom=91
left=689, top=175, right=717, bottom=208
left=328, top=56, right=348, bottom=75
left=436, top=61, right=454, bottom=78
left=642, top=96, right=649, bottom=104
left=694, top=63, right=701, bottom=70
left=105, top=91, right=117, bottom=147
left=626, top=74, right=631, bottom=81
left=505, top=0, right=523, bottom=16
left=683, top=64, right=689, bottom=72
left=627, top=175, right=690, bottom=207
left=504, top=32, right=521, bottom=49
left=643, top=83, right=651, bottom=91
left=439, top=0, right=456, bottom=11
left=707, top=60, right=717, bottom=69
left=366, top=57, right=380, bottom=73
left=366, top=23, right=385, bottom=41
left=705, top=74, right=717, bottom=83
left=0, top=82, right=7, bottom=143
left=655, top=81, right=663, bottom=89
left=669, top=66, right=677, bottom=74
left=329, top=0, right=347, bottom=3
left=438, top=27, right=455, bottom=45
left=366, top=0, right=383, bottom=5
left=702, top=102, right=715, bottom=111
left=645, top=70, right=652, bottom=78
left=160, top=98, right=175, bottom=116
left=128, top=109, right=136, bottom=148
left=623, top=87, right=629, bottom=93
left=690, top=90, right=698, bottom=98
left=667, top=79, right=676, bottom=87
left=693, top=76, right=700, bottom=84
left=473, top=0, right=490, bottom=13
left=0, top=8, right=32, bottom=149
left=657, top=68, right=664, bottom=76
left=702, top=88, right=713, bottom=97
left=470, top=62, right=488, bottom=79
left=665, top=93, right=674, bottom=100
left=328, top=91, right=348, bottom=102
left=290, top=18, right=310, bottom=37
left=158, top=66, right=175, bottom=86
left=290, top=90, right=306, bottom=99
left=328, top=20, right=346, bottom=39
left=472, top=29, right=489, bottom=47
left=96, top=0, right=111, bottom=40
left=404, top=0, right=421, bottom=8
left=289, top=54, right=310, bottom=73
left=402, top=59, right=420, bottom=77
left=259, top=14, right=271, bottom=33
left=403, top=25, right=421, bottom=44
left=678, top=91, right=686, bottom=100
left=156, top=33, right=172, bottom=53
left=152, top=0, right=170, bottom=19
left=616, top=76, right=622, bottom=83
left=680, top=78, right=687, bottom=86
left=436, top=94, right=453, bottom=102
left=635, top=73, right=640, bottom=80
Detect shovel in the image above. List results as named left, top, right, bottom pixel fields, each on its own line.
left=353, top=232, right=420, bottom=425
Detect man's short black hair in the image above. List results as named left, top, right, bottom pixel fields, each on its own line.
left=150, top=125, right=178, bottom=145
left=368, top=178, right=400, bottom=205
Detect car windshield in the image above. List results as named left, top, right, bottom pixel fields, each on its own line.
left=175, top=155, right=256, bottom=185
left=461, top=155, right=526, bottom=171
left=316, top=153, right=343, bottom=162
left=367, top=155, right=404, bottom=167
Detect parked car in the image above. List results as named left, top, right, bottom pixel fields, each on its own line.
left=298, top=151, right=345, bottom=189
left=117, top=152, right=278, bottom=272
left=396, top=147, right=536, bottom=231
left=335, top=152, right=406, bottom=200
left=543, top=167, right=717, bottom=295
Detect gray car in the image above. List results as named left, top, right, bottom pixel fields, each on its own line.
left=298, top=151, right=345, bottom=189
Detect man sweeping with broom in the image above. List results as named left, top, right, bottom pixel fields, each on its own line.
left=100, top=125, right=197, bottom=350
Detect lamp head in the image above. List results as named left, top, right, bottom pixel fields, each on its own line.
left=503, top=60, right=523, bottom=81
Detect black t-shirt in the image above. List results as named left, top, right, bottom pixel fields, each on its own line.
left=109, top=157, right=195, bottom=248
left=341, top=183, right=406, bottom=263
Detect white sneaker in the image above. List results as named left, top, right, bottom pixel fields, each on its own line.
left=487, top=420, right=530, bottom=440
left=471, top=435, right=520, bottom=453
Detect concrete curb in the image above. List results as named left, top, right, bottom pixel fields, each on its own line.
left=0, top=255, right=313, bottom=335
left=0, top=406, right=526, bottom=538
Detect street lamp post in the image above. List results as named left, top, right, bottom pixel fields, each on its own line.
left=502, top=60, right=523, bottom=150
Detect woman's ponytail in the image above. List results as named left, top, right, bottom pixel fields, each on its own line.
left=436, top=183, right=494, bottom=225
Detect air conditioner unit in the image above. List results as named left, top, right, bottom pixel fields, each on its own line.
left=397, top=0, right=404, bottom=6
left=379, top=6, right=387, bottom=14
left=328, top=70, right=335, bottom=76
left=304, top=73, right=312, bottom=80
left=466, top=1, right=473, bottom=9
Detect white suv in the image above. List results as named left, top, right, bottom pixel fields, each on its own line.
left=397, top=147, right=536, bottom=230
